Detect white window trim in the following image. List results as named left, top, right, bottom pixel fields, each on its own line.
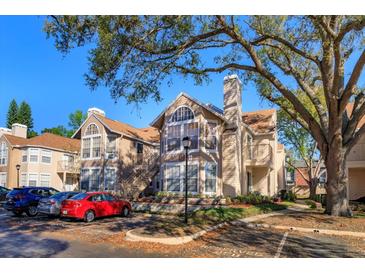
left=82, top=123, right=102, bottom=160
left=0, top=172, right=7, bottom=187
left=204, top=119, right=219, bottom=153
left=0, top=142, right=8, bottom=166
left=40, top=149, right=52, bottom=165
left=39, top=173, right=51, bottom=187
left=105, top=134, right=118, bottom=160
left=164, top=119, right=200, bottom=155
left=104, top=166, right=117, bottom=191
left=81, top=167, right=101, bottom=190
left=29, top=148, right=40, bottom=164
left=20, top=172, right=27, bottom=187
left=164, top=161, right=199, bottom=194
left=28, top=172, right=39, bottom=187
left=168, top=105, right=195, bottom=123
left=204, top=161, right=218, bottom=195
left=22, top=149, right=28, bottom=163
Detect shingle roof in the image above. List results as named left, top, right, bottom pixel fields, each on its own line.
left=95, top=115, right=159, bottom=143
left=242, top=109, right=276, bottom=134
left=346, top=103, right=365, bottom=129
left=4, top=133, right=80, bottom=153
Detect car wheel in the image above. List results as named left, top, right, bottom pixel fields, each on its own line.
left=26, top=206, right=38, bottom=217
left=84, top=210, right=95, bottom=223
left=13, top=211, right=23, bottom=217
left=121, top=206, right=130, bottom=217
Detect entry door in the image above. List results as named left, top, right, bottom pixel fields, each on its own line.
left=247, top=172, right=253, bottom=193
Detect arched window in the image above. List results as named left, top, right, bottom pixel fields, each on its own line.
left=82, top=124, right=101, bottom=159
left=84, top=124, right=99, bottom=136
left=170, top=106, right=194, bottom=123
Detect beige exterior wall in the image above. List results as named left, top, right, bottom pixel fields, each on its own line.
left=79, top=115, right=158, bottom=192
left=0, top=135, right=79, bottom=191
left=348, top=168, right=365, bottom=200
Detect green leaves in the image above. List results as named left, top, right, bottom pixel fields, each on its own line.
left=6, top=99, right=18, bottom=129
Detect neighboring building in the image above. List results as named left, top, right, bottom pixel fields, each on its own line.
left=0, top=123, right=80, bottom=191
left=72, top=108, right=159, bottom=196
left=346, top=103, right=365, bottom=200
left=285, top=160, right=327, bottom=197
left=150, top=75, right=286, bottom=197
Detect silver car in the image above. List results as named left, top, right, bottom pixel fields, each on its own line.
left=37, top=191, right=79, bottom=216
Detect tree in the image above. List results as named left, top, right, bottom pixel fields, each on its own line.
left=44, top=16, right=365, bottom=216
left=68, top=110, right=87, bottom=133
left=278, top=109, right=324, bottom=200
left=17, top=101, right=34, bottom=137
left=42, top=125, right=70, bottom=137
left=6, top=99, right=18, bottom=129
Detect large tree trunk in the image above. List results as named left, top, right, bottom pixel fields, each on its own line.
left=309, top=178, right=318, bottom=201
left=324, top=147, right=352, bottom=217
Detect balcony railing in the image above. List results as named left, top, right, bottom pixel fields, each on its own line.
left=244, top=144, right=273, bottom=166
left=57, top=159, right=80, bottom=173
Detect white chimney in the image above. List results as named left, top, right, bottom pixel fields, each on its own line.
left=11, top=123, right=27, bottom=138
left=87, top=107, right=106, bottom=118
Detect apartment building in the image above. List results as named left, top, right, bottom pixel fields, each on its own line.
left=73, top=108, right=159, bottom=196
left=0, top=124, right=80, bottom=191
left=150, top=75, right=286, bottom=197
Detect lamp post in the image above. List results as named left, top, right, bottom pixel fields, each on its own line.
left=182, top=136, right=191, bottom=224
left=16, top=164, right=20, bottom=188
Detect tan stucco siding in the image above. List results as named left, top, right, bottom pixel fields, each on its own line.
left=348, top=168, right=365, bottom=200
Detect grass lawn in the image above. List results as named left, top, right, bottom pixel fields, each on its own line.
left=133, top=203, right=287, bottom=238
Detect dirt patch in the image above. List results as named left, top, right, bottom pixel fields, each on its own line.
left=255, top=210, right=365, bottom=233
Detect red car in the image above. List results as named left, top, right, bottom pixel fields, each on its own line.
left=60, top=192, right=132, bottom=222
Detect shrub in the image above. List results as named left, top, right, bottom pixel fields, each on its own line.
left=233, top=192, right=272, bottom=205
left=305, top=199, right=317, bottom=209
left=280, top=190, right=297, bottom=202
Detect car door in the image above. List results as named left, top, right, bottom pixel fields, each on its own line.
left=91, top=194, right=108, bottom=217
left=103, top=194, right=119, bottom=215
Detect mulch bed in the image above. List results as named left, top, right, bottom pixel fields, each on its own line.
left=254, top=210, right=365, bottom=233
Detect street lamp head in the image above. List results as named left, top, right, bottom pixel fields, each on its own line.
left=16, top=164, right=21, bottom=171
left=182, top=136, right=191, bottom=149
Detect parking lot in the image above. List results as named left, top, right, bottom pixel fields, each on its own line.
left=1, top=207, right=364, bottom=258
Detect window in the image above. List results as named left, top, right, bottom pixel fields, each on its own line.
left=183, top=122, right=199, bottom=150
left=89, top=169, right=100, bottom=191
left=22, top=149, right=28, bottom=163
left=29, top=148, right=39, bottom=163
left=246, top=134, right=253, bottom=159
left=170, top=106, right=194, bottom=123
left=28, top=173, right=38, bottom=186
left=92, top=136, right=101, bottom=158
left=20, top=173, right=27, bottom=187
left=106, top=135, right=117, bottom=157
left=136, top=142, right=143, bottom=164
left=205, top=163, right=217, bottom=193
left=103, top=194, right=116, bottom=201
left=0, top=173, right=6, bottom=187
left=40, top=174, right=51, bottom=187
left=82, top=138, right=91, bottom=158
left=0, top=142, right=8, bottom=166
left=205, top=122, right=217, bottom=150
left=247, top=172, right=253, bottom=193
left=165, top=165, right=181, bottom=192
left=167, top=125, right=181, bottom=152
left=85, top=124, right=99, bottom=136
left=82, top=124, right=101, bottom=159
left=165, top=163, right=198, bottom=193
left=104, top=168, right=116, bottom=191
left=41, top=150, right=52, bottom=164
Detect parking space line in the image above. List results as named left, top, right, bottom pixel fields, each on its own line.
left=275, top=232, right=288, bottom=258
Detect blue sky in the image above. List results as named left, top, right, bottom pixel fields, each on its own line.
left=0, top=16, right=272, bottom=133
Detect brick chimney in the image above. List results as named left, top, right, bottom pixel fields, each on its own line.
left=11, top=123, right=27, bottom=138
left=87, top=107, right=106, bottom=118
left=222, top=74, right=243, bottom=196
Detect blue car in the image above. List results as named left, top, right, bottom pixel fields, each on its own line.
left=4, top=187, right=59, bottom=217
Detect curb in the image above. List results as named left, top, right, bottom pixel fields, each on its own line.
left=125, top=210, right=287, bottom=245
left=125, top=222, right=227, bottom=245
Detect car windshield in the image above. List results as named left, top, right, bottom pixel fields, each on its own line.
left=69, top=193, right=88, bottom=200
